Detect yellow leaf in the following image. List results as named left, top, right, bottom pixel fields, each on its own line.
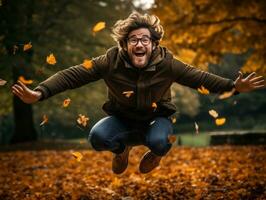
left=122, top=90, right=134, bottom=98
left=18, top=76, right=33, bottom=85
left=92, top=21, right=106, bottom=33
left=46, top=53, right=56, bottom=65
left=171, top=117, right=177, bottom=124
left=72, top=152, right=83, bottom=162
left=195, top=122, right=199, bottom=134
left=62, top=98, right=71, bottom=108
left=197, top=85, right=209, bottom=95
left=218, top=88, right=236, bottom=100
left=152, top=102, right=157, bottom=111
left=23, top=42, right=32, bottom=51
left=208, top=109, right=219, bottom=118
left=82, top=59, right=93, bottom=69
left=168, top=135, right=176, bottom=143
left=40, top=114, right=48, bottom=126
left=215, top=118, right=226, bottom=126
left=77, top=114, right=89, bottom=127
left=0, top=79, right=7, bottom=86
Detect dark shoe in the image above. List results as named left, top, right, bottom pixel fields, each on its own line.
left=112, top=146, right=132, bottom=174
left=139, top=151, right=162, bottom=174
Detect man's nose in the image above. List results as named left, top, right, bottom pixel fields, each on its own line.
left=135, top=40, right=144, bottom=47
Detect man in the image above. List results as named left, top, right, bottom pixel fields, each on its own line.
left=12, top=12, right=265, bottom=174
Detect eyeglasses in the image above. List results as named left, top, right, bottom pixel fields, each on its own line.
left=127, top=36, right=152, bottom=46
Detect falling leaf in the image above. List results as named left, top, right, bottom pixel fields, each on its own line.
left=168, top=135, right=176, bottom=143
left=40, top=115, right=48, bottom=126
left=122, top=91, right=134, bottom=98
left=92, top=21, right=106, bottom=33
left=77, top=114, right=89, bottom=127
left=72, top=152, right=83, bottom=162
left=209, top=109, right=219, bottom=118
left=152, top=102, right=157, bottom=111
left=195, top=122, right=199, bottom=134
left=171, top=117, right=176, bottom=124
left=23, top=42, right=32, bottom=51
left=13, top=45, right=18, bottom=55
left=197, top=85, right=209, bottom=95
left=62, top=98, right=71, bottom=108
left=218, top=88, right=236, bottom=100
left=18, top=76, right=33, bottom=85
left=82, top=59, right=93, bottom=69
left=150, top=120, right=155, bottom=125
left=46, top=53, right=56, bottom=65
left=0, top=79, right=7, bottom=86
left=215, top=118, right=226, bottom=126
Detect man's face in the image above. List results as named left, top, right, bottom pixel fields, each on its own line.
left=126, top=28, right=153, bottom=68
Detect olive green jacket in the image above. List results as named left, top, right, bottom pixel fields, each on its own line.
left=35, top=46, right=236, bottom=121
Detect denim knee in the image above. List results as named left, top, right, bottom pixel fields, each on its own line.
left=147, top=138, right=172, bottom=156
left=88, top=129, right=107, bottom=151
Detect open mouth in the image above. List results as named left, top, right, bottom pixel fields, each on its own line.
left=134, top=52, right=146, bottom=57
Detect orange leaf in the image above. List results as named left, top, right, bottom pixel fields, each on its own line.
left=168, top=135, right=176, bottom=143
left=40, top=114, right=48, bottom=126
left=82, top=59, right=93, bottom=69
left=46, top=53, right=56, bottom=65
left=152, top=102, right=157, bottom=111
left=0, top=79, right=7, bottom=86
left=71, top=152, right=83, bottom=162
left=215, top=118, right=226, bottom=126
left=23, top=42, right=32, bottom=51
left=122, top=91, right=134, bottom=98
left=218, top=88, right=236, bottom=100
left=208, top=109, right=219, bottom=118
left=77, top=114, right=89, bottom=127
left=18, top=76, right=33, bottom=85
left=92, top=21, right=106, bottom=33
left=197, top=85, right=209, bottom=95
left=62, top=98, right=71, bottom=108
left=171, top=117, right=177, bottom=124
left=195, top=122, right=199, bottom=134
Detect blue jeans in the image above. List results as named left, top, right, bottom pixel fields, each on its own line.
left=88, top=116, right=173, bottom=156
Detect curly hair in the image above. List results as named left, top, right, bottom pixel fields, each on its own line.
left=111, top=11, right=164, bottom=49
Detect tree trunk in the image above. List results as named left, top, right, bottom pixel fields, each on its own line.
left=10, top=54, right=37, bottom=144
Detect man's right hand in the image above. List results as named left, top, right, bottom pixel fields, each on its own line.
left=12, top=80, right=42, bottom=104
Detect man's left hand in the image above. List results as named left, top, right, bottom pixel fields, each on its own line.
left=234, top=71, right=265, bottom=93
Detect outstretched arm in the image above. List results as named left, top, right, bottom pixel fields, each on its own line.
left=12, top=81, right=42, bottom=104
left=234, top=71, right=265, bottom=93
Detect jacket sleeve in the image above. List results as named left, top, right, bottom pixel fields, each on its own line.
left=34, top=54, right=109, bottom=100
left=171, top=58, right=235, bottom=94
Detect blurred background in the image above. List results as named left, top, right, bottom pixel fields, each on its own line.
left=0, top=0, right=265, bottom=146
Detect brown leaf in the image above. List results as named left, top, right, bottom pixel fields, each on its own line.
left=77, top=114, right=89, bottom=127
left=197, top=85, right=209, bottom=95
left=23, top=42, right=32, bottom=51
left=208, top=109, right=219, bottom=118
left=0, top=79, right=7, bottom=86
left=40, top=114, right=48, bottom=126
left=122, top=91, right=134, bottom=98
left=62, top=98, right=71, bottom=108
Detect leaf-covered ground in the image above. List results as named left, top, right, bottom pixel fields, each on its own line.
left=0, top=145, right=265, bottom=200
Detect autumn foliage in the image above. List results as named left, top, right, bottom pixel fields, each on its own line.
left=152, top=0, right=266, bottom=75
left=0, top=145, right=265, bottom=199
